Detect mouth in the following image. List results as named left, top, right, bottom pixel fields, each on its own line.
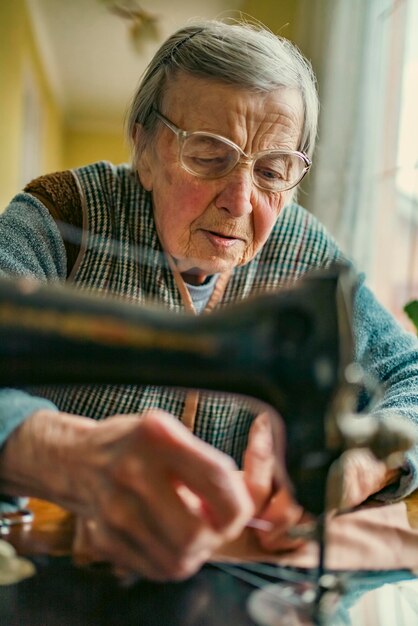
left=204, top=229, right=245, bottom=243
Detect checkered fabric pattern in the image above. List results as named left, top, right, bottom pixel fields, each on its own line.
left=39, top=161, right=342, bottom=465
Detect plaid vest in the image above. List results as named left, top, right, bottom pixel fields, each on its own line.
left=38, top=161, right=341, bottom=465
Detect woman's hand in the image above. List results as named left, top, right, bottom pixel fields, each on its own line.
left=0, top=409, right=254, bottom=581
left=243, top=413, right=402, bottom=553
left=243, top=412, right=306, bottom=552
left=328, top=448, right=401, bottom=511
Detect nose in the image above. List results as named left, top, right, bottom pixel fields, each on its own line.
left=214, top=166, right=253, bottom=217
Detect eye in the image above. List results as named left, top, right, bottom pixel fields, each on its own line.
left=186, top=154, right=235, bottom=176
left=183, top=135, right=237, bottom=175
left=255, top=166, right=285, bottom=181
left=191, top=155, right=229, bottom=165
left=185, top=143, right=229, bottom=158
left=255, top=155, right=291, bottom=182
left=255, top=164, right=287, bottom=181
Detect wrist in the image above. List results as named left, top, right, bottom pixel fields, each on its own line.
left=0, top=409, right=96, bottom=513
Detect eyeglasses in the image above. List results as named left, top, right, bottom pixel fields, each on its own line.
left=153, top=109, right=311, bottom=193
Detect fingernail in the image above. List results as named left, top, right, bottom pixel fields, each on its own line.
left=246, top=517, right=274, bottom=532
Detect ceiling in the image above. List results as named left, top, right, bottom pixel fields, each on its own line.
left=27, top=0, right=243, bottom=131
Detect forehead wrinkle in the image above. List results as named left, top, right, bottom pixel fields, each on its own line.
left=164, top=75, right=303, bottom=153
left=247, top=101, right=303, bottom=153
left=251, top=120, right=300, bottom=153
left=223, top=99, right=303, bottom=155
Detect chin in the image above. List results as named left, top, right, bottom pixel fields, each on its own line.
left=177, top=256, right=235, bottom=276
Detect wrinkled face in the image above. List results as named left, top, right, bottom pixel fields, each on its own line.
left=138, top=73, right=304, bottom=284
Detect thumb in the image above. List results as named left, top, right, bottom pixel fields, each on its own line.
left=243, top=412, right=275, bottom=512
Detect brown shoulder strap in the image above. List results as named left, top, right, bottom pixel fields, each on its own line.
left=24, top=171, right=83, bottom=277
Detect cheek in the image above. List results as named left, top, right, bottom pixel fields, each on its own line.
left=153, top=176, right=215, bottom=244
left=252, top=193, right=286, bottom=246
left=175, top=180, right=211, bottom=214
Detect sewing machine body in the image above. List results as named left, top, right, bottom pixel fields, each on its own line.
left=3, top=264, right=418, bottom=624
left=0, top=264, right=357, bottom=517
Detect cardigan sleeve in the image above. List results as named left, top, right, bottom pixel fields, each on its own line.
left=0, top=193, right=65, bottom=509
left=0, top=192, right=63, bottom=446
left=0, top=385, right=58, bottom=513
left=0, top=191, right=67, bottom=281
left=354, top=275, right=418, bottom=500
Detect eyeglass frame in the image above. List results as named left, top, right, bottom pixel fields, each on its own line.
left=152, top=108, right=312, bottom=193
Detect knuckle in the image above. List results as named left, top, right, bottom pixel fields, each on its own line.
left=88, top=531, right=113, bottom=561
left=104, top=503, right=136, bottom=535
left=178, top=520, right=203, bottom=546
left=166, top=554, right=204, bottom=581
left=162, top=527, right=215, bottom=580
left=104, top=456, right=148, bottom=494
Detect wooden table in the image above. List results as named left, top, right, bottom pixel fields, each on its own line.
left=405, top=489, right=418, bottom=527
left=7, top=490, right=418, bottom=558
left=1, top=493, right=418, bottom=626
left=2, top=499, right=259, bottom=626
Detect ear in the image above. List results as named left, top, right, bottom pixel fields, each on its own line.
left=132, top=123, right=154, bottom=191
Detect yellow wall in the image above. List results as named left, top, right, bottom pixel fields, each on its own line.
left=0, top=0, right=27, bottom=209
left=241, top=0, right=300, bottom=40
left=0, top=0, right=63, bottom=210
left=63, top=126, right=130, bottom=170
left=0, top=0, right=129, bottom=211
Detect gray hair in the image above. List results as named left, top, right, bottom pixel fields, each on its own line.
left=126, top=19, right=319, bottom=167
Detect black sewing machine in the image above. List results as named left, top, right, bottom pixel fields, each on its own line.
left=0, top=263, right=413, bottom=624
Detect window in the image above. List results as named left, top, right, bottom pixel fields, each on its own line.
left=305, top=0, right=418, bottom=323
left=396, top=0, right=418, bottom=205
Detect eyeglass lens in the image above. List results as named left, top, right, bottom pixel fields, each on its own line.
left=180, top=133, right=306, bottom=191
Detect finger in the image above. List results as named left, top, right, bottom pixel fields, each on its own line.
left=256, top=509, right=311, bottom=552
left=92, top=410, right=253, bottom=539
left=75, top=505, right=211, bottom=583
left=136, top=411, right=254, bottom=535
left=73, top=515, right=208, bottom=581
left=80, top=411, right=251, bottom=575
left=253, top=486, right=306, bottom=552
left=243, top=412, right=275, bottom=511
left=102, top=469, right=222, bottom=560
left=330, top=448, right=400, bottom=510
left=73, top=516, right=99, bottom=566
left=91, top=433, right=234, bottom=566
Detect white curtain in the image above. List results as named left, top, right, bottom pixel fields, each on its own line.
left=295, top=0, right=403, bottom=278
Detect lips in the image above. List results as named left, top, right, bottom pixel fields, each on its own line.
left=200, top=229, right=246, bottom=251
left=204, top=228, right=246, bottom=242
left=208, top=230, right=239, bottom=240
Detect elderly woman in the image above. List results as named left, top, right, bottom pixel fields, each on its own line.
left=0, top=19, right=418, bottom=581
